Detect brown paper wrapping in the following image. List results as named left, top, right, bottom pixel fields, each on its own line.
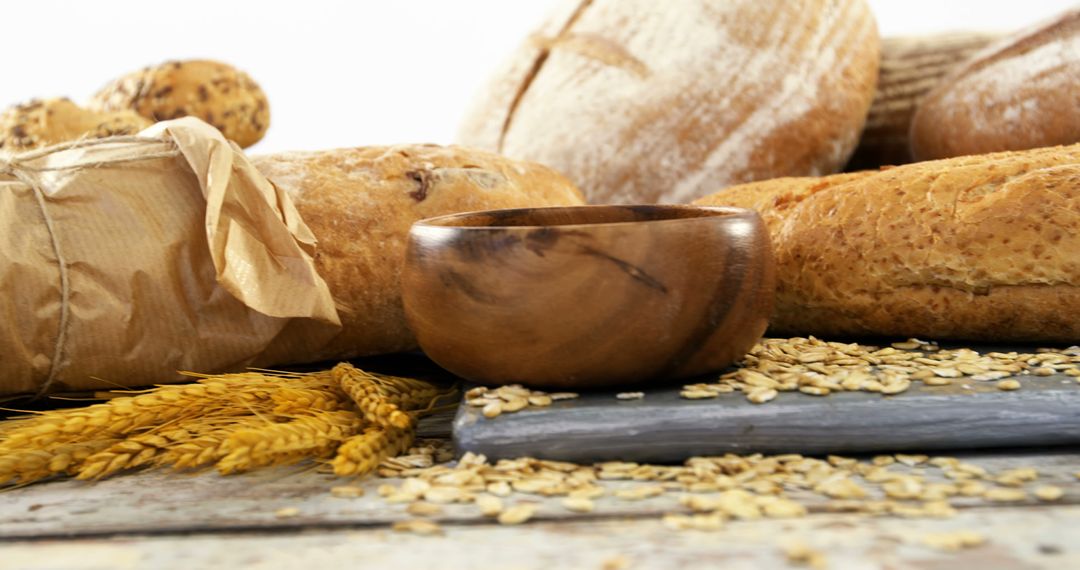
left=0, top=118, right=340, bottom=396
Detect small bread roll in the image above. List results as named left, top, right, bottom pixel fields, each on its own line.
left=0, top=98, right=151, bottom=152
left=91, top=60, right=270, bottom=148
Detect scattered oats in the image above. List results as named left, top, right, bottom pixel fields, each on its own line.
left=662, top=513, right=724, bottom=531
left=1033, top=367, right=1055, bottom=376
left=549, top=392, right=579, bottom=401
left=487, top=480, right=512, bottom=497
left=799, top=386, right=830, bottom=396
left=747, top=387, right=778, bottom=404
left=895, top=454, right=928, bottom=467
left=922, top=376, right=952, bottom=386
left=872, top=455, right=896, bottom=466
left=330, top=485, right=365, bottom=498
left=762, top=498, right=807, bottom=518
left=528, top=395, right=553, bottom=407
left=680, top=389, right=717, bottom=400
left=997, top=379, right=1022, bottom=391
left=891, top=341, right=922, bottom=350
left=497, top=503, right=537, bottom=525
left=783, top=541, right=828, bottom=569
left=957, top=481, right=987, bottom=497
left=561, top=497, right=595, bottom=512
left=615, top=485, right=665, bottom=501
left=971, top=371, right=1009, bottom=382
left=502, top=397, right=529, bottom=413
left=1034, top=486, right=1064, bottom=501
left=377, top=484, right=396, bottom=497
left=406, top=502, right=443, bottom=516
left=569, top=485, right=606, bottom=499
left=616, top=392, right=645, bottom=400
left=392, top=519, right=443, bottom=536
left=274, top=507, right=299, bottom=519
left=601, top=555, right=631, bottom=570
left=921, top=530, right=985, bottom=551
left=475, top=494, right=504, bottom=516
left=481, top=401, right=503, bottom=419
left=995, top=467, right=1038, bottom=486
left=984, top=488, right=1027, bottom=502
left=1064, top=368, right=1080, bottom=377
left=423, top=486, right=468, bottom=504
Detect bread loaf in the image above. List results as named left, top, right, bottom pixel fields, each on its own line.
left=847, top=31, right=1001, bottom=170
left=0, top=98, right=150, bottom=151
left=91, top=60, right=270, bottom=148
left=694, top=145, right=1080, bottom=342
left=251, top=145, right=586, bottom=361
left=458, top=0, right=880, bottom=204
left=910, top=9, right=1080, bottom=161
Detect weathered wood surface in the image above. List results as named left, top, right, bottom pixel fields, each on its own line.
left=1, top=447, right=1077, bottom=540
left=456, top=374, right=1080, bottom=462
left=2, top=505, right=1078, bottom=570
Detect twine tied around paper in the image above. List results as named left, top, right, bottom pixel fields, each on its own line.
left=0, top=136, right=181, bottom=398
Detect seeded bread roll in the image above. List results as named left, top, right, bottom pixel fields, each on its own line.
left=694, top=145, right=1080, bottom=342
left=251, top=145, right=586, bottom=361
left=911, top=9, right=1080, bottom=161
left=0, top=98, right=150, bottom=151
left=91, top=60, right=269, bottom=148
left=458, top=0, right=880, bottom=204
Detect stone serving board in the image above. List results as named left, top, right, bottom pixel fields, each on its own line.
left=453, top=370, right=1080, bottom=463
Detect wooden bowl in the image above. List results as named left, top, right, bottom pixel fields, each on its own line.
left=401, top=205, right=775, bottom=389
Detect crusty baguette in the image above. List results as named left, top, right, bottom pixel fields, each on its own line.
left=252, top=144, right=586, bottom=361
left=458, top=0, right=879, bottom=204
left=695, top=145, right=1080, bottom=342
left=911, top=9, right=1080, bottom=160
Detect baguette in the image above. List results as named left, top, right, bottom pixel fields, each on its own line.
left=694, top=145, right=1080, bottom=342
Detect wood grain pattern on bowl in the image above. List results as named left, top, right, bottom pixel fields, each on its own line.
left=401, top=205, right=775, bottom=389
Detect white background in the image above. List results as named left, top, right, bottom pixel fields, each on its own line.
left=2, top=0, right=1076, bottom=153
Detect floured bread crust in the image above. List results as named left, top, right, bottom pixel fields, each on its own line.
left=911, top=9, right=1080, bottom=160
left=695, top=145, right=1080, bottom=342
left=459, top=0, right=880, bottom=204
left=252, top=144, right=586, bottom=361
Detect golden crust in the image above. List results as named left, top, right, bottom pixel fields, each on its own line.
left=458, top=0, right=880, bottom=204
left=911, top=9, right=1080, bottom=160
left=91, top=60, right=269, bottom=148
left=695, top=145, right=1080, bottom=342
left=252, top=144, right=586, bottom=360
left=0, top=98, right=150, bottom=152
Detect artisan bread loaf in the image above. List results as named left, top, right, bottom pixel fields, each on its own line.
left=694, top=145, right=1080, bottom=342
left=91, top=60, right=270, bottom=148
left=910, top=9, right=1080, bottom=161
left=458, top=0, right=880, bottom=204
left=848, top=31, right=1001, bottom=169
left=252, top=145, right=586, bottom=361
left=0, top=98, right=150, bottom=151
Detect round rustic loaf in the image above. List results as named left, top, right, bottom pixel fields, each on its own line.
left=458, top=0, right=880, bottom=204
left=251, top=145, right=586, bottom=362
left=910, top=9, right=1080, bottom=161
left=847, top=31, right=1001, bottom=170
left=91, top=60, right=270, bottom=148
left=0, top=98, right=150, bottom=152
left=695, top=145, right=1080, bottom=343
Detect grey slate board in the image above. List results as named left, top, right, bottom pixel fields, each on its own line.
left=453, top=373, right=1080, bottom=463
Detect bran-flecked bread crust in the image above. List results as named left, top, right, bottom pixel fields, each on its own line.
left=695, top=145, right=1080, bottom=342
left=252, top=144, right=586, bottom=361
left=91, top=60, right=270, bottom=148
left=0, top=98, right=150, bottom=151
left=458, top=0, right=880, bottom=204
left=910, top=9, right=1080, bottom=160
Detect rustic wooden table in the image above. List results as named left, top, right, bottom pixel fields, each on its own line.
left=1, top=408, right=1078, bottom=570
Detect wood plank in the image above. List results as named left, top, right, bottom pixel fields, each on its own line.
left=455, top=374, right=1080, bottom=462
left=2, top=506, right=1078, bottom=570
left=2, top=446, right=1077, bottom=540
